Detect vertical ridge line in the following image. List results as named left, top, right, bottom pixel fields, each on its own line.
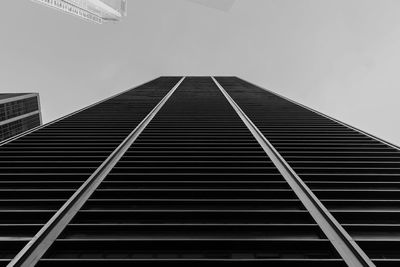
left=212, top=76, right=375, bottom=267
left=7, top=76, right=186, bottom=267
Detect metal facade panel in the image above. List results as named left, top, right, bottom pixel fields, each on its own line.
left=0, top=77, right=181, bottom=266
left=4, top=76, right=396, bottom=266
left=216, top=76, right=400, bottom=266
left=36, top=77, right=343, bottom=266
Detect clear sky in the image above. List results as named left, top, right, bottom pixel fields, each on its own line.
left=1, top=0, right=400, bottom=145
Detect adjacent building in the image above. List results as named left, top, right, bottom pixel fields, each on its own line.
left=0, top=93, right=42, bottom=142
left=0, top=77, right=399, bottom=267
left=31, top=0, right=128, bottom=24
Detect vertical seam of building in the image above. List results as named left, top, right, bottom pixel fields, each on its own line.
left=212, top=76, right=375, bottom=267
left=7, top=77, right=186, bottom=267
left=36, top=94, right=43, bottom=125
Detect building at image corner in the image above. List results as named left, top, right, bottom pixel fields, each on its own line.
left=0, top=93, right=42, bottom=142
left=31, top=0, right=127, bottom=24
left=0, top=77, right=399, bottom=267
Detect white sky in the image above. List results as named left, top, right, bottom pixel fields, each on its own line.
left=1, top=0, right=400, bottom=145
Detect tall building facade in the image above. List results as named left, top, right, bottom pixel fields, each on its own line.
left=0, top=77, right=399, bottom=267
left=0, top=93, right=41, bottom=142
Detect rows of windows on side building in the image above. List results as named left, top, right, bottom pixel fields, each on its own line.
left=0, top=93, right=42, bottom=142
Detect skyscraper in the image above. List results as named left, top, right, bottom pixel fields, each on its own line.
left=0, top=93, right=41, bottom=142
left=1, top=77, right=399, bottom=267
